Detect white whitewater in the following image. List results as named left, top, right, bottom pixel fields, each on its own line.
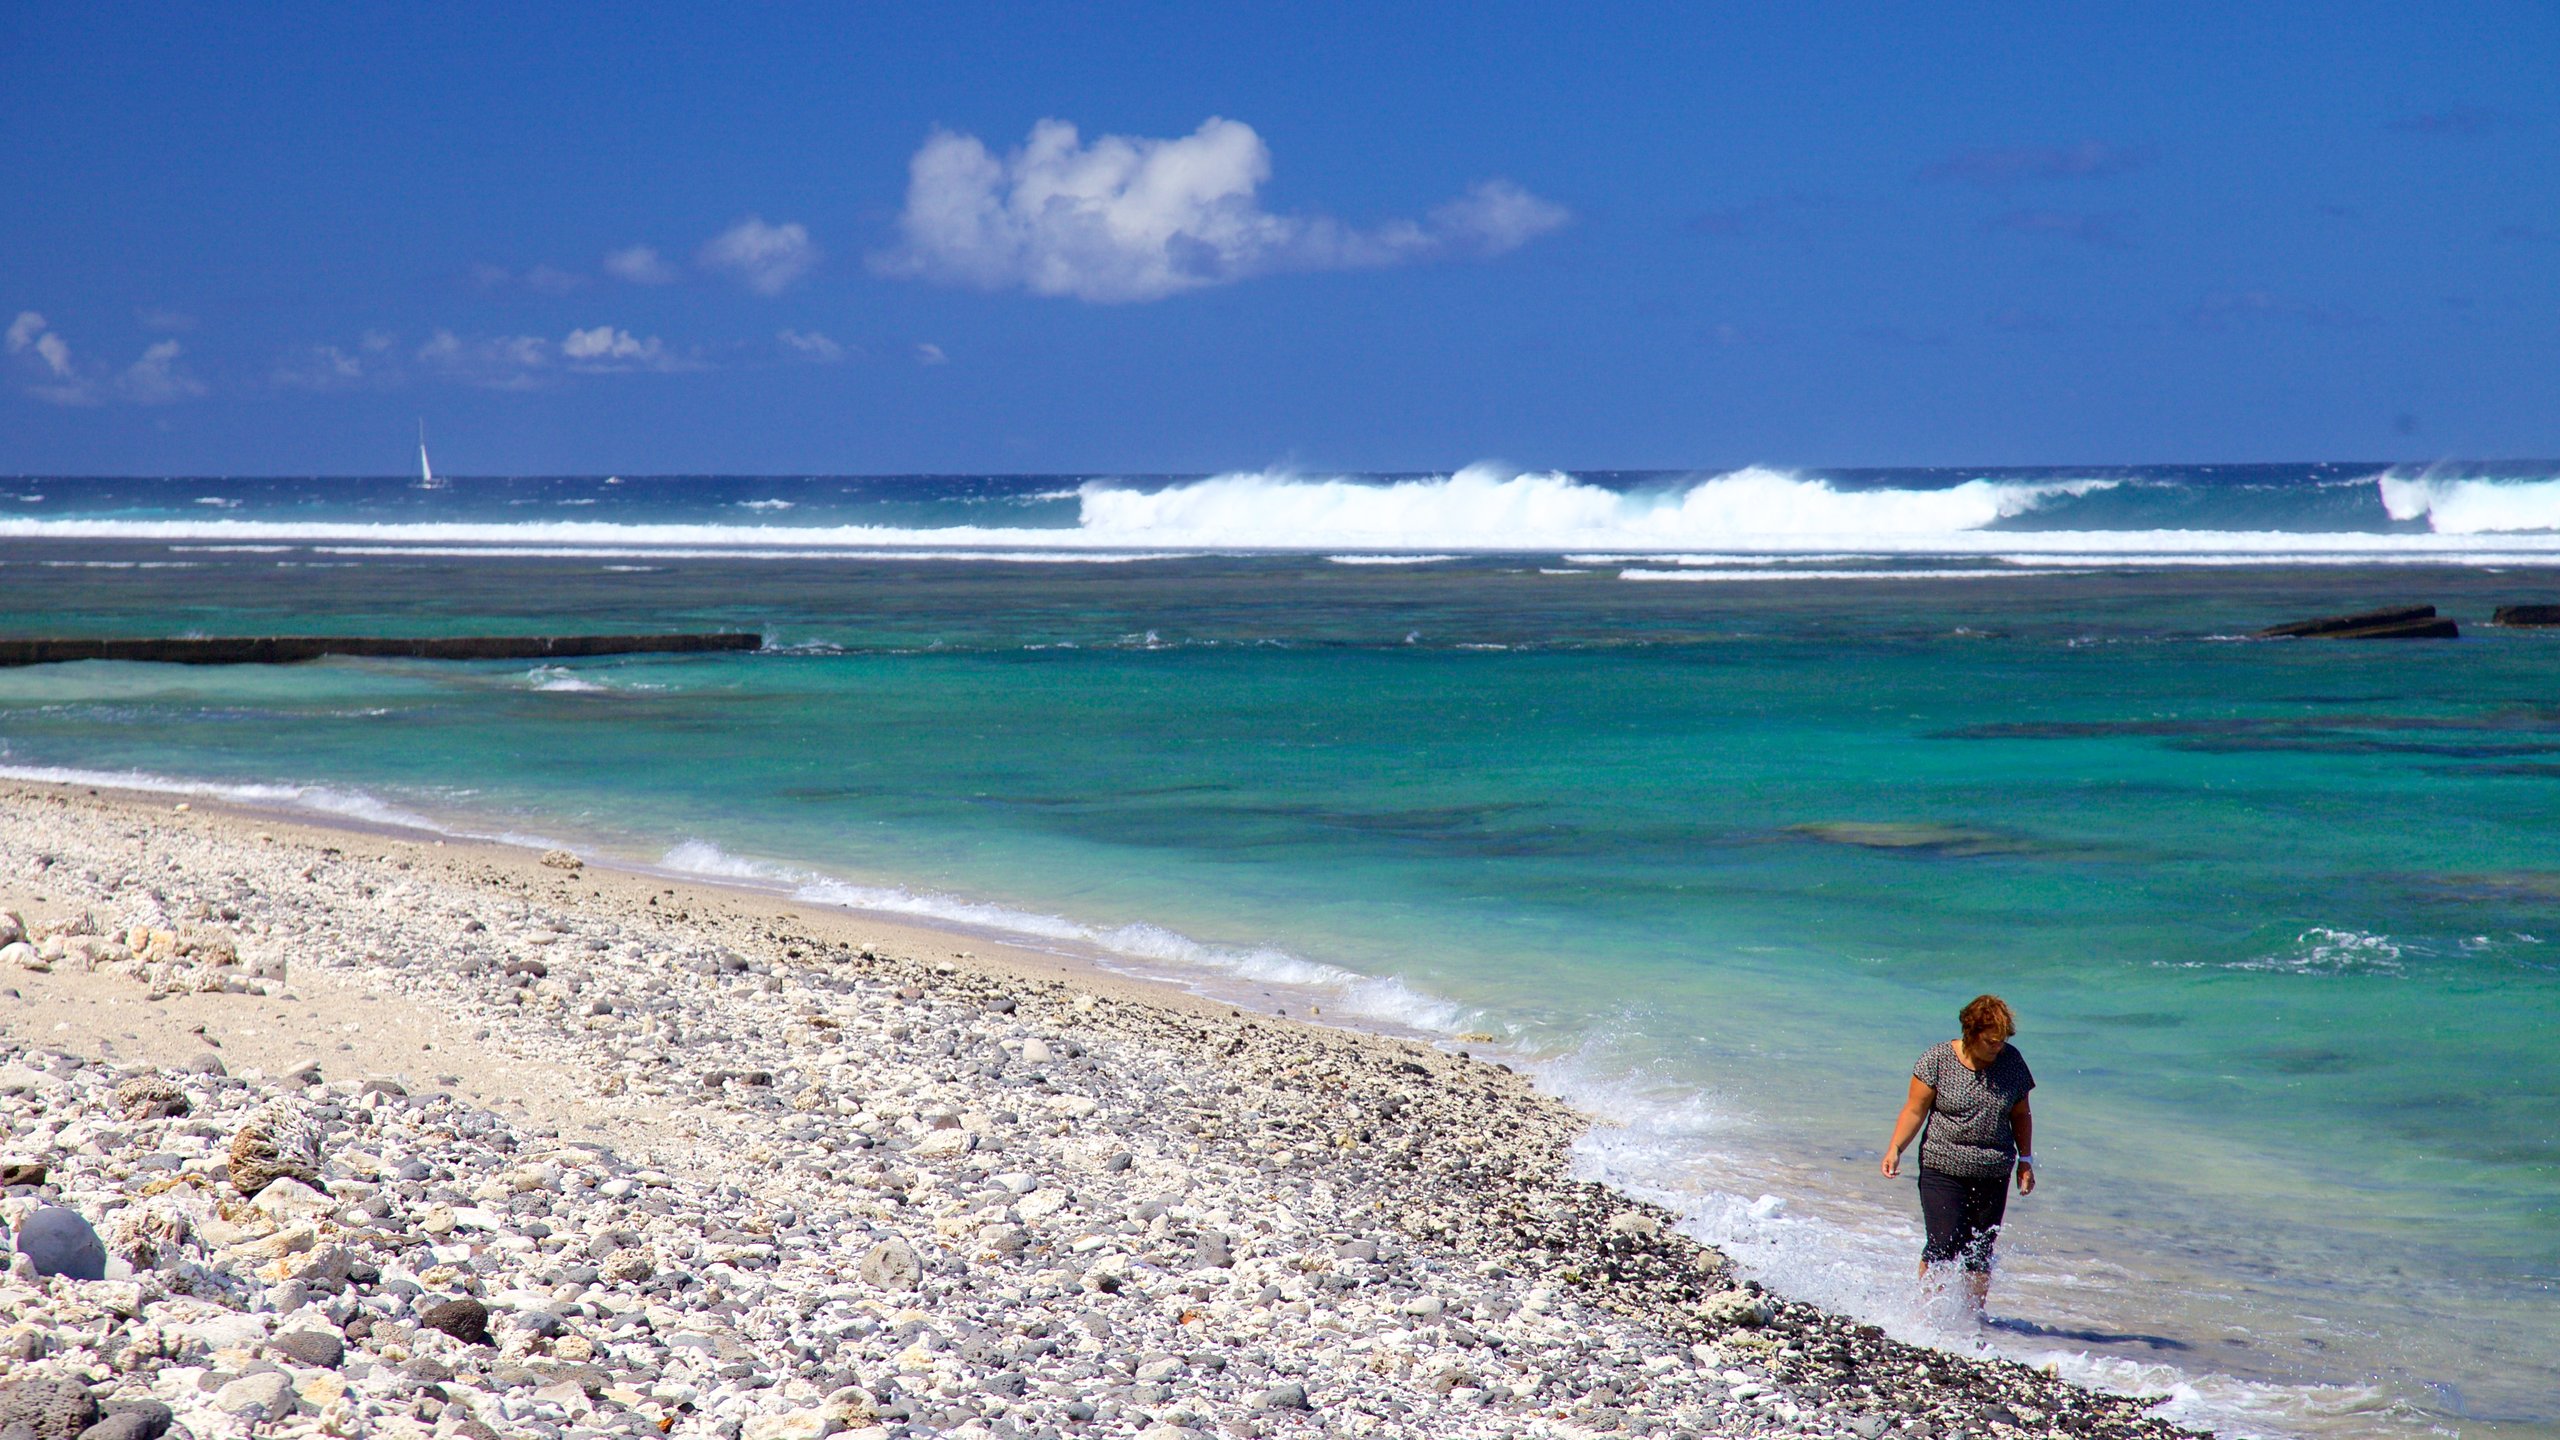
left=12, top=463, right=2560, bottom=564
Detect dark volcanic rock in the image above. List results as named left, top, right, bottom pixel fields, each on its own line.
left=78, top=1401, right=173, bottom=1440
left=2257, top=605, right=2456, bottom=639
left=2333, top=616, right=2458, bottom=638
left=268, top=1327, right=346, bottom=1369
left=2493, top=604, right=2560, bottom=627
left=0, top=1376, right=98, bottom=1440
left=418, top=1297, right=491, bottom=1346
left=0, top=633, right=762, bottom=668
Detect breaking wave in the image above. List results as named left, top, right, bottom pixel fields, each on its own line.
left=2378, top=474, right=2560, bottom=534
left=1076, top=465, right=2112, bottom=549
left=9, top=462, right=2560, bottom=558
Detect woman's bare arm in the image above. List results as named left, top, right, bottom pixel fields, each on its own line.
left=1883, top=1076, right=1933, bottom=1177
left=2010, top=1097, right=2035, bottom=1194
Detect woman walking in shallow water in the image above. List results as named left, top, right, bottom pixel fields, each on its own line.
left=1882, top=994, right=2035, bottom=1315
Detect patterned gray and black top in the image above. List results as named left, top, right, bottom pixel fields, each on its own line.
left=1913, top=1040, right=2035, bottom=1181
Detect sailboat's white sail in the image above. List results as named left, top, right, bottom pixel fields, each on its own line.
left=417, top=421, right=438, bottom=487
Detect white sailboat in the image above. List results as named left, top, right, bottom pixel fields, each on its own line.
left=416, top=421, right=446, bottom=489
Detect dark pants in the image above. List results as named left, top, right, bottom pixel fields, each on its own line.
left=1918, top=1167, right=2010, bottom=1272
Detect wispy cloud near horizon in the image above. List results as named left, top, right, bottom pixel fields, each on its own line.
left=9, top=312, right=206, bottom=405
left=119, top=340, right=208, bottom=403
left=8, top=312, right=76, bottom=376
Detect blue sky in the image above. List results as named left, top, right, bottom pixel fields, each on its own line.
left=3, top=3, right=2553, bottom=475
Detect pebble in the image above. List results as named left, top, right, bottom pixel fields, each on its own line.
left=209, top=1373, right=292, bottom=1419
left=267, top=1326, right=346, bottom=1369
left=418, top=1296, right=491, bottom=1345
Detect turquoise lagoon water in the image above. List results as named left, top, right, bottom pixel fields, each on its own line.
left=2, top=467, right=2557, bottom=1437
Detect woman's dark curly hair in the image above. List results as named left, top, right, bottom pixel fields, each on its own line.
left=1959, top=994, right=2016, bottom=1042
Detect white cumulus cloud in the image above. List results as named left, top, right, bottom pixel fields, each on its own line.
left=8, top=311, right=76, bottom=382
left=562, top=325, right=650, bottom=362
left=604, top=245, right=680, bottom=285
left=118, top=340, right=208, bottom=404
left=418, top=330, right=553, bottom=390
left=9, top=313, right=206, bottom=405
left=871, top=117, right=1569, bottom=303
left=562, top=325, right=695, bottom=372
left=416, top=326, right=697, bottom=386
left=273, top=344, right=371, bottom=391
left=776, top=329, right=846, bottom=362
left=1428, top=179, right=1573, bottom=255
left=700, top=217, right=820, bottom=295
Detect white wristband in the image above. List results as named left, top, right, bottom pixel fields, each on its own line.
left=2015, top=1154, right=2036, bottom=1166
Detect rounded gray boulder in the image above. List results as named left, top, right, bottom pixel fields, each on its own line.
left=15, top=1208, right=107, bottom=1281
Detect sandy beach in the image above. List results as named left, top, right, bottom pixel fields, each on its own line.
left=0, top=780, right=2202, bottom=1440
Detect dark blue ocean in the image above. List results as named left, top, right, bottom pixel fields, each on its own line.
left=4, top=464, right=2557, bottom=1438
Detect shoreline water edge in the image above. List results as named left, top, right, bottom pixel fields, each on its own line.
left=0, top=779, right=2216, bottom=1440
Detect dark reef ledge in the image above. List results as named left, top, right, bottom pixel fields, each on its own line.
left=0, top=633, right=764, bottom=667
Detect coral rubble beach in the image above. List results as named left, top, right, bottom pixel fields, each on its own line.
left=0, top=781, right=2202, bottom=1440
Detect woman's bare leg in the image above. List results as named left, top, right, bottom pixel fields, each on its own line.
left=1919, top=1261, right=1992, bottom=1317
